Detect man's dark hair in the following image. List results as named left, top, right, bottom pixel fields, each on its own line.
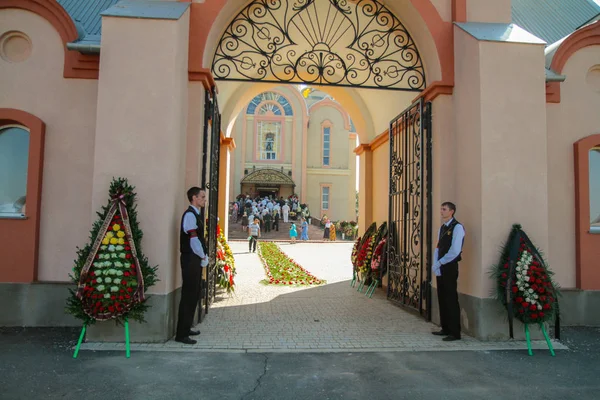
left=187, top=186, right=205, bottom=202
left=442, top=201, right=456, bottom=215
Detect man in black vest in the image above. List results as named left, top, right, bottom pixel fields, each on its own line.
left=432, top=202, right=465, bottom=341
left=176, top=186, right=209, bottom=345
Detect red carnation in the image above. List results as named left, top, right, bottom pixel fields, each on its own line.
left=501, top=273, right=507, bottom=279
left=122, top=279, right=127, bottom=285
left=125, top=294, right=131, bottom=299
left=529, top=276, right=535, bottom=282
left=529, top=304, right=537, bottom=311
left=530, top=313, right=538, bottom=319
left=125, top=246, right=131, bottom=251
left=90, top=271, right=95, bottom=276
left=127, top=288, right=133, bottom=293
left=539, top=312, right=545, bottom=318
left=126, top=254, right=132, bottom=259
left=119, top=296, right=124, bottom=301
left=108, top=306, right=115, bottom=313
left=515, top=297, right=523, bottom=303
left=511, top=286, right=518, bottom=293
left=124, top=272, right=130, bottom=277
left=543, top=304, right=551, bottom=310
left=111, top=295, right=116, bottom=300
left=518, top=309, right=525, bottom=314
left=95, top=254, right=99, bottom=259
left=521, top=302, right=528, bottom=308
left=503, top=263, right=509, bottom=269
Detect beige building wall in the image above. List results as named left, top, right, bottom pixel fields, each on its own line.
left=547, top=46, right=600, bottom=288
left=92, top=13, right=190, bottom=295
left=0, top=10, right=99, bottom=282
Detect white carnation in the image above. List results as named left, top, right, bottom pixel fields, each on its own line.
left=104, top=293, right=110, bottom=299
left=116, top=270, right=123, bottom=276
left=108, top=245, right=116, bottom=252
left=105, top=277, right=112, bottom=284
left=110, top=286, right=119, bottom=292
left=97, top=284, right=105, bottom=291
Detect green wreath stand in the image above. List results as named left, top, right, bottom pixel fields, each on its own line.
left=493, top=224, right=560, bottom=357
left=67, top=178, right=158, bottom=358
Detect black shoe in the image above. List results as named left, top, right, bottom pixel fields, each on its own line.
left=432, top=330, right=449, bottom=336
left=442, top=335, right=461, bottom=342
left=189, top=330, right=200, bottom=336
left=175, top=336, right=197, bottom=345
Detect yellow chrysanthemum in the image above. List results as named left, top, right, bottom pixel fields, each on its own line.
left=102, top=238, right=109, bottom=245
left=118, top=238, right=125, bottom=245
left=112, top=224, right=121, bottom=232
left=105, top=231, right=114, bottom=239
left=117, top=231, right=126, bottom=238
left=110, top=238, right=118, bottom=245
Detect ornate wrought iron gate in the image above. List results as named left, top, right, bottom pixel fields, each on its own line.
left=199, top=87, right=221, bottom=320
left=387, top=98, right=433, bottom=319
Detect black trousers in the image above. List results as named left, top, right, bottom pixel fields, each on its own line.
left=249, top=235, right=258, bottom=251
left=176, top=253, right=202, bottom=338
left=436, top=262, right=461, bottom=338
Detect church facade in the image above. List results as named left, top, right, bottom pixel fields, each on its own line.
left=1, top=0, right=599, bottom=341
left=229, top=87, right=357, bottom=222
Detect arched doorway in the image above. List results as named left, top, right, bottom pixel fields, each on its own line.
left=203, top=0, right=437, bottom=319
left=240, top=167, right=296, bottom=199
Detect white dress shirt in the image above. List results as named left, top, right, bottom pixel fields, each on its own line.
left=433, top=218, right=465, bottom=277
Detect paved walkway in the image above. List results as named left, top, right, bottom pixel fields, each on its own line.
left=81, top=241, right=565, bottom=353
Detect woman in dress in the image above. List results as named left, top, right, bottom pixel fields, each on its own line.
left=323, top=218, right=331, bottom=241
left=289, top=222, right=298, bottom=243
left=300, top=217, right=309, bottom=241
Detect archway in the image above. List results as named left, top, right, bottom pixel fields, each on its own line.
left=205, top=0, right=438, bottom=320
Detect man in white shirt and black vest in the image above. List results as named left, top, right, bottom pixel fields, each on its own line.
left=432, top=202, right=465, bottom=341
left=176, top=187, right=209, bottom=345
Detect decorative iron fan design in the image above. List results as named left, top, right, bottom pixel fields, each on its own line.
left=212, top=0, right=426, bottom=91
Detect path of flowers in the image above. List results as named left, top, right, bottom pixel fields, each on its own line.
left=257, top=242, right=325, bottom=286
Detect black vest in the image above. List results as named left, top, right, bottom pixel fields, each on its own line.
left=437, top=219, right=463, bottom=263
left=180, top=206, right=207, bottom=254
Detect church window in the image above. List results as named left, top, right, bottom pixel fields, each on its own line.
left=257, top=121, right=281, bottom=160
left=323, top=126, right=331, bottom=166
left=590, top=147, right=600, bottom=232
left=247, top=92, right=293, bottom=116
left=0, top=126, right=29, bottom=217
left=321, top=186, right=330, bottom=211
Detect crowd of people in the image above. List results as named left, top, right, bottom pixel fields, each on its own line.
left=230, top=194, right=313, bottom=242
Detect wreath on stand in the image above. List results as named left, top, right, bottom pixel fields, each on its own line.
left=492, top=224, right=560, bottom=355
left=66, top=178, right=158, bottom=357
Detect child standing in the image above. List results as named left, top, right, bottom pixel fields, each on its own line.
left=248, top=217, right=261, bottom=252
left=289, top=223, right=298, bottom=244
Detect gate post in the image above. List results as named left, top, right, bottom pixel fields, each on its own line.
left=355, top=144, right=373, bottom=235
left=219, top=136, right=235, bottom=237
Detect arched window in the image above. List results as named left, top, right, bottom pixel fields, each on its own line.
left=257, top=122, right=281, bottom=160
left=0, top=126, right=29, bottom=217
left=590, top=146, right=600, bottom=233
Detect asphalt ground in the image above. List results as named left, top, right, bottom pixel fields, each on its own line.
left=1, top=326, right=599, bottom=400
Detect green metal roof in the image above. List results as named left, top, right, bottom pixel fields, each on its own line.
left=57, top=0, right=119, bottom=36
left=512, top=0, right=600, bottom=45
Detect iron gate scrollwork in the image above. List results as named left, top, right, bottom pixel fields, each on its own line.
left=387, top=98, right=432, bottom=319
left=211, top=0, right=426, bottom=91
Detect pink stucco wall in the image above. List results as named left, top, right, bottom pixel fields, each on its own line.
left=0, top=9, right=98, bottom=282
